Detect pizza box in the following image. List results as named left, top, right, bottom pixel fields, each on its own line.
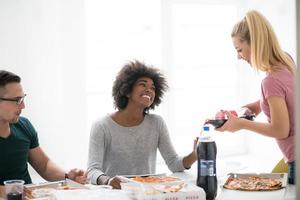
left=53, top=188, right=131, bottom=200
left=121, top=181, right=206, bottom=200
left=223, top=173, right=288, bottom=190
left=24, top=179, right=88, bottom=199
left=217, top=173, right=295, bottom=200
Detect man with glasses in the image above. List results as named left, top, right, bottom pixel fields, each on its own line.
left=0, top=70, right=86, bottom=197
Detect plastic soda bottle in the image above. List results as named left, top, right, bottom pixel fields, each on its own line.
left=197, top=125, right=218, bottom=200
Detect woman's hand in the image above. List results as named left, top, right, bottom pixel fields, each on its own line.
left=193, top=137, right=198, bottom=154
left=107, top=176, right=122, bottom=189
left=242, top=100, right=261, bottom=116
left=216, top=110, right=243, bottom=132
left=182, top=137, right=199, bottom=169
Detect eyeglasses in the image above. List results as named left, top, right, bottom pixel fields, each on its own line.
left=0, top=94, right=27, bottom=105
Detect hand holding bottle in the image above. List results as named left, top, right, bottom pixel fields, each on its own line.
left=215, top=110, right=243, bottom=132
left=204, top=109, right=255, bottom=128
left=241, top=100, right=261, bottom=116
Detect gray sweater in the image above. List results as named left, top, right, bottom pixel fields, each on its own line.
left=87, top=114, right=185, bottom=184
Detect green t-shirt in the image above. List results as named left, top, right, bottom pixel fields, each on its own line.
left=0, top=117, right=39, bottom=185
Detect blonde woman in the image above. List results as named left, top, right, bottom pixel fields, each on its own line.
left=216, top=10, right=296, bottom=184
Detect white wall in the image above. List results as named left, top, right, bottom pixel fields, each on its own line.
left=0, top=0, right=87, bottom=177
left=0, top=0, right=296, bottom=181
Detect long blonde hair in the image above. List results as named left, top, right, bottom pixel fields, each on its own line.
left=231, top=10, right=295, bottom=74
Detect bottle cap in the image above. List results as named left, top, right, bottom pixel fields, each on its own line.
left=203, top=126, right=210, bottom=131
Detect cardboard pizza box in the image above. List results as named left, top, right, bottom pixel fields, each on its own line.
left=223, top=172, right=288, bottom=189
left=121, top=181, right=206, bottom=200
left=24, top=179, right=88, bottom=199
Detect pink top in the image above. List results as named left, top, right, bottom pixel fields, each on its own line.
left=260, top=66, right=295, bottom=162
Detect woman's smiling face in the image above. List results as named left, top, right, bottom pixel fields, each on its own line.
left=128, top=77, right=156, bottom=108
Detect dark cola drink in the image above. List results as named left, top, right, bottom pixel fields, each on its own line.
left=7, top=192, right=22, bottom=200
left=197, top=126, right=217, bottom=200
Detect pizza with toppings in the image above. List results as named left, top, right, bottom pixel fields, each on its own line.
left=223, top=176, right=283, bottom=191
left=131, top=176, right=181, bottom=183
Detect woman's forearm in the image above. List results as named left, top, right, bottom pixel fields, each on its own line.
left=182, top=151, right=197, bottom=169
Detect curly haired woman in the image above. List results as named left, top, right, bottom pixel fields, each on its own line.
left=87, top=60, right=197, bottom=189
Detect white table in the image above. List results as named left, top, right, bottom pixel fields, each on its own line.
left=0, top=171, right=295, bottom=200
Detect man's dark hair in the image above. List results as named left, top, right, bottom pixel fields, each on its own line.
left=0, top=70, right=21, bottom=87
left=112, top=60, right=168, bottom=114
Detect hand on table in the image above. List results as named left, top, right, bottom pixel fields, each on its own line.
left=67, top=168, right=87, bottom=184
